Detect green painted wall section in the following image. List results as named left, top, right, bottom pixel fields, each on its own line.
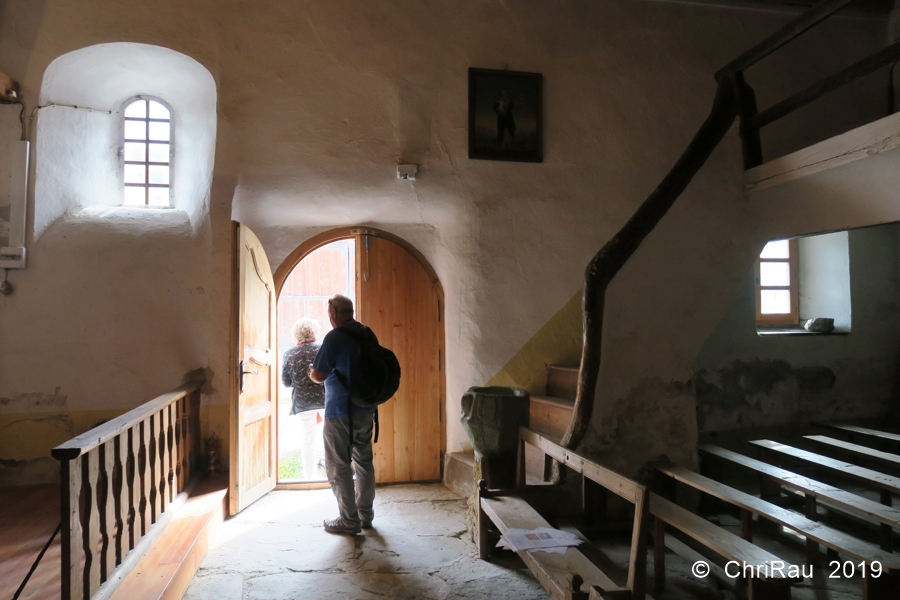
left=486, top=289, right=583, bottom=395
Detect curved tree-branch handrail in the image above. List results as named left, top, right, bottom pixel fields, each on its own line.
left=559, top=80, right=739, bottom=453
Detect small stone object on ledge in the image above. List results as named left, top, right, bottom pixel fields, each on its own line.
left=804, top=317, right=834, bottom=333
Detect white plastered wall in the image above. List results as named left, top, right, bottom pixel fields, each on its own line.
left=0, top=0, right=893, bottom=483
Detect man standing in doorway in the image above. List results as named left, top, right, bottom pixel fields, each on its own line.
left=308, top=294, right=377, bottom=534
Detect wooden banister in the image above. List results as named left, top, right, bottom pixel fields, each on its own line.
left=715, top=0, right=857, bottom=82
left=52, top=381, right=203, bottom=600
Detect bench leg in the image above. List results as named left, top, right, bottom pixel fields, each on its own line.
left=879, top=524, right=893, bottom=552
left=863, top=571, right=900, bottom=600
left=653, top=517, right=665, bottom=594
left=477, top=480, right=490, bottom=560
left=740, top=509, right=753, bottom=542
left=759, top=473, right=782, bottom=501
left=747, top=579, right=791, bottom=600
left=804, top=495, right=819, bottom=565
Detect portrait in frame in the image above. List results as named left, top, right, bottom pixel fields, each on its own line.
left=468, top=67, right=542, bottom=163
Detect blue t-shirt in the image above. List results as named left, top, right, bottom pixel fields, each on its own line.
left=312, top=320, right=377, bottom=419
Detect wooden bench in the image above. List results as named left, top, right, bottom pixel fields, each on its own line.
left=477, top=427, right=648, bottom=600
left=805, top=435, right=900, bottom=472
left=700, top=444, right=900, bottom=551
left=650, top=493, right=799, bottom=600
left=750, top=439, right=900, bottom=505
left=813, top=422, right=900, bottom=449
left=655, top=462, right=900, bottom=600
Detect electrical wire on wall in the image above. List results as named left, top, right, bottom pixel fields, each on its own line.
left=0, top=97, right=26, bottom=140
left=26, top=103, right=115, bottom=142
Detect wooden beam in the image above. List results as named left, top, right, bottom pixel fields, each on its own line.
left=715, top=0, right=857, bottom=81
left=750, top=39, right=900, bottom=130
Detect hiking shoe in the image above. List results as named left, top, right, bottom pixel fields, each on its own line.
left=361, top=520, right=373, bottom=529
left=324, top=517, right=361, bottom=535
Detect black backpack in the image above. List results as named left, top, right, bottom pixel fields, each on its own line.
left=332, top=325, right=401, bottom=408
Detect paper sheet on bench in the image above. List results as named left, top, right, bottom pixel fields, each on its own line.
left=497, top=527, right=583, bottom=554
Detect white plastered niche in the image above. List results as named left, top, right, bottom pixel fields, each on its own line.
left=35, top=42, right=217, bottom=234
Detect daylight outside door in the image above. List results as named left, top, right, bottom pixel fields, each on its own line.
left=230, top=222, right=278, bottom=514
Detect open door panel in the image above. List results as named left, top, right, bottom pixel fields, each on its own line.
left=230, top=222, right=277, bottom=514
left=356, top=233, right=443, bottom=483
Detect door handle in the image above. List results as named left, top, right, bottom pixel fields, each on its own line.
left=239, top=360, right=258, bottom=393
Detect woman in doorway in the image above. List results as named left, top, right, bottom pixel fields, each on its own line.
left=281, top=318, right=326, bottom=479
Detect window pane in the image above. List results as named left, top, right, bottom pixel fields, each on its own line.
left=124, top=100, right=146, bottom=118
left=148, top=143, right=170, bottom=163
left=124, top=142, right=146, bottom=162
left=124, top=120, right=147, bottom=140
left=148, top=101, right=170, bottom=119
left=760, top=290, right=791, bottom=314
left=760, top=262, right=790, bottom=287
left=149, top=165, right=169, bottom=185
left=148, top=121, right=170, bottom=141
left=148, top=187, right=170, bottom=207
left=124, top=186, right=146, bottom=206
left=760, top=239, right=790, bottom=259
left=124, top=164, right=146, bottom=184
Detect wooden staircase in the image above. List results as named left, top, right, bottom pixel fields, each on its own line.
left=531, top=365, right=577, bottom=439
left=108, top=476, right=227, bottom=600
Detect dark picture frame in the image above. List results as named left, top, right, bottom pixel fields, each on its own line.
left=468, top=68, right=542, bottom=163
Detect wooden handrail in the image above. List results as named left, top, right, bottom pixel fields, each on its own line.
left=52, top=382, right=201, bottom=460
left=53, top=381, right=204, bottom=600
left=749, top=39, right=900, bottom=130
left=715, top=0, right=856, bottom=82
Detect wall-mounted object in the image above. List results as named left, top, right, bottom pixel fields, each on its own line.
left=468, top=68, right=542, bottom=163
left=2, top=141, right=29, bottom=259
left=397, top=164, right=418, bottom=180
left=0, top=246, right=25, bottom=269
left=0, top=72, right=19, bottom=101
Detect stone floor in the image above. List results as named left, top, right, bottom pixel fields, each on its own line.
left=184, top=483, right=871, bottom=599
left=183, top=484, right=548, bottom=600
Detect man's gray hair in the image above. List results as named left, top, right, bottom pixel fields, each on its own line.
left=328, top=294, right=354, bottom=316
left=292, top=317, right=320, bottom=344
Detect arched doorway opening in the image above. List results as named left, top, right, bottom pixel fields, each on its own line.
left=274, top=227, right=445, bottom=488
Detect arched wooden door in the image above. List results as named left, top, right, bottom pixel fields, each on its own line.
left=357, top=234, right=442, bottom=482
left=274, top=228, right=444, bottom=484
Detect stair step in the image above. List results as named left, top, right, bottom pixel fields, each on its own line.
left=110, top=476, right=227, bottom=600
left=530, top=395, right=575, bottom=439
left=546, top=365, right=578, bottom=401
left=444, top=451, right=475, bottom=498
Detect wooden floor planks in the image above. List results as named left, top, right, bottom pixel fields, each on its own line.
left=0, top=485, right=61, bottom=600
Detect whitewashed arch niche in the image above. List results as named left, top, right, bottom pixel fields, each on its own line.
left=35, top=43, right=216, bottom=235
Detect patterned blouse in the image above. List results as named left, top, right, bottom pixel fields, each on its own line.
left=281, top=343, right=325, bottom=414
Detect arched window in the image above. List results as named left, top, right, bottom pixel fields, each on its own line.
left=123, top=98, right=171, bottom=206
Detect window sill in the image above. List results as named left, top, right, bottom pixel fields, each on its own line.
left=756, top=327, right=849, bottom=337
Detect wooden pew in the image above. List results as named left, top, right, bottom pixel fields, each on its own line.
left=700, top=444, right=900, bottom=551
left=655, top=462, right=900, bottom=600
left=813, top=423, right=900, bottom=449
left=805, top=435, right=900, bottom=473
left=477, top=427, right=648, bottom=600
left=650, top=494, right=799, bottom=600
left=749, top=439, right=900, bottom=505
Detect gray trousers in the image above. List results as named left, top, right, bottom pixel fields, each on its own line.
left=323, top=412, right=376, bottom=525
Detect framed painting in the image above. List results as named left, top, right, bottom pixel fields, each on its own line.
left=468, top=67, right=542, bottom=163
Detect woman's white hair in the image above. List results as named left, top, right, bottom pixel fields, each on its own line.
left=292, top=317, right=320, bottom=345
